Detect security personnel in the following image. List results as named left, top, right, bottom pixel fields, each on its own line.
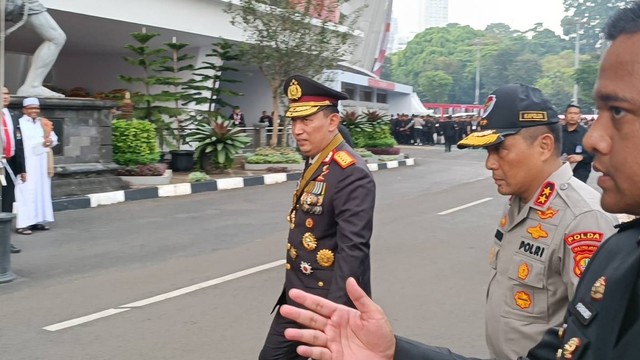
left=259, top=75, right=376, bottom=360
left=561, top=104, right=592, bottom=183
left=456, top=84, right=617, bottom=359
left=276, top=5, right=640, bottom=359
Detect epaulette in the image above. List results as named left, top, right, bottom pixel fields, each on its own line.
left=333, top=150, right=356, bottom=169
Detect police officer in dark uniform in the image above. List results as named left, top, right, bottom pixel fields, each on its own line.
left=258, top=75, right=376, bottom=360
left=275, top=4, right=640, bottom=359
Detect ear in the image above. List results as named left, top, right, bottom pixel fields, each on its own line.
left=538, top=133, right=555, bottom=161
left=328, top=112, right=340, bottom=132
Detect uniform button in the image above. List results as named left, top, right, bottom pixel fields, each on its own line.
left=560, top=183, right=569, bottom=190
left=286, top=263, right=291, bottom=270
left=318, top=281, right=324, bottom=287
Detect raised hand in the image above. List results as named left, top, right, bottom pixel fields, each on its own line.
left=280, top=277, right=396, bottom=360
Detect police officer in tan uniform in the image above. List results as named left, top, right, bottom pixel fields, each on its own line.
left=456, top=84, right=617, bottom=359
left=259, top=75, right=376, bottom=360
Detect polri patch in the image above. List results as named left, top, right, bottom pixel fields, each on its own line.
left=565, top=231, right=604, bottom=246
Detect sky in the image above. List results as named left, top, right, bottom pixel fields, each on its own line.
left=393, top=0, right=567, bottom=36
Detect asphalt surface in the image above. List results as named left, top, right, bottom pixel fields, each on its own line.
left=0, top=145, right=526, bottom=359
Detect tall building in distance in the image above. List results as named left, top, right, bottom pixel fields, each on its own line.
left=419, top=0, right=449, bottom=29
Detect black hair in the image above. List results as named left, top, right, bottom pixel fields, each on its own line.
left=604, top=2, right=640, bottom=41
left=320, top=105, right=339, bottom=115
left=520, top=124, right=562, bottom=157
left=565, top=103, right=581, bottom=112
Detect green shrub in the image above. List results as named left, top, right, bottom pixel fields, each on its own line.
left=186, top=114, right=251, bottom=171
left=354, top=148, right=374, bottom=158
left=245, top=147, right=303, bottom=164
left=378, top=155, right=400, bottom=162
left=112, top=119, right=161, bottom=166
left=188, top=171, right=211, bottom=182
left=117, top=163, right=166, bottom=176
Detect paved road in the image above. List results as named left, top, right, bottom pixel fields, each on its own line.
left=1, top=146, right=508, bottom=359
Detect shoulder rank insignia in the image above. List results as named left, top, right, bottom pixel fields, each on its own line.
left=533, top=181, right=556, bottom=208
left=334, top=151, right=356, bottom=169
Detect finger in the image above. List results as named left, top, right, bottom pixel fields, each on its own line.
left=280, top=304, right=328, bottom=331
left=346, top=277, right=383, bottom=317
left=288, top=288, right=339, bottom=318
left=284, top=328, right=328, bottom=347
left=296, top=345, right=332, bottom=360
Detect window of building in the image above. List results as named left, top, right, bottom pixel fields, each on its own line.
left=343, top=86, right=356, bottom=100
left=360, top=89, right=373, bottom=102
left=376, top=92, right=388, bottom=104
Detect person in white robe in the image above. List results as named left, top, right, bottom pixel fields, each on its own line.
left=14, top=97, right=57, bottom=233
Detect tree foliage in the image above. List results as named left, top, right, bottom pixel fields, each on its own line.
left=387, top=23, right=597, bottom=110
left=562, top=0, right=635, bottom=54
left=225, top=0, right=363, bottom=146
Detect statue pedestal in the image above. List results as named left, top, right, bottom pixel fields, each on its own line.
left=9, top=97, right=128, bottom=198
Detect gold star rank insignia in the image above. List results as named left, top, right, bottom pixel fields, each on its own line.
left=533, top=181, right=556, bottom=207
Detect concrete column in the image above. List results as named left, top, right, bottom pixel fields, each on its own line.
left=0, top=213, right=17, bottom=284
left=254, top=123, right=267, bottom=149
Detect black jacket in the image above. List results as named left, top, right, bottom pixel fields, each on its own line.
left=393, top=219, right=640, bottom=360
left=561, top=125, right=592, bottom=182
left=276, top=141, right=375, bottom=309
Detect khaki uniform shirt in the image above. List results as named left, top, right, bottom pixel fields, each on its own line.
left=485, top=164, right=618, bottom=360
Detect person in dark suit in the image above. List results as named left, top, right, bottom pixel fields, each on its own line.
left=561, top=104, right=592, bottom=183
left=272, top=5, right=640, bottom=359
left=441, top=115, right=456, bottom=152
left=258, top=75, right=376, bottom=360
left=2, top=87, right=26, bottom=252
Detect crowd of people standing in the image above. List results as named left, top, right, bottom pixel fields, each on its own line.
left=390, top=113, right=483, bottom=151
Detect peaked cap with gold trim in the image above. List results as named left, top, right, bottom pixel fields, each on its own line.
left=283, top=75, right=348, bottom=118
left=457, top=84, right=559, bottom=149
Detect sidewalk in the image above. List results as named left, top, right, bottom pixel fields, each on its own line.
left=52, top=159, right=416, bottom=212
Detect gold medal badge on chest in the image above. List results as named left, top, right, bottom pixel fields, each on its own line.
left=316, top=249, right=335, bottom=267
left=302, top=232, right=317, bottom=251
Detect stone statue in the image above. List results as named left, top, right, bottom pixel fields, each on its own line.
left=5, top=0, right=67, bottom=98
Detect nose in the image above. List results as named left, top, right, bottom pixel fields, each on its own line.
left=583, top=115, right=609, bottom=155
left=485, top=150, right=498, bottom=170
left=291, top=119, right=303, bottom=135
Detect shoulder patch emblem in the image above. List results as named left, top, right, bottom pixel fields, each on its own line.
left=565, top=231, right=604, bottom=246
left=571, top=244, right=599, bottom=277
left=334, top=150, right=356, bottom=169
left=533, top=181, right=556, bottom=208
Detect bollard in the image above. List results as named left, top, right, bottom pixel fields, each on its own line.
left=0, top=212, right=17, bottom=284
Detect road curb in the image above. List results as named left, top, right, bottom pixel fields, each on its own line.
left=52, top=159, right=415, bottom=212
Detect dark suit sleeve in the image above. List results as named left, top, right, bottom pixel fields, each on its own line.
left=522, top=326, right=563, bottom=360
left=12, top=118, right=25, bottom=174
left=394, top=336, right=488, bottom=360
left=327, top=164, right=375, bottom=305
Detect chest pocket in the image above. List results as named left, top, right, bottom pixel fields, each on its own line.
left=502, top=255, right=549, bottom=323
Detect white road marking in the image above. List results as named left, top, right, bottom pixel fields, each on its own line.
left=438, top=197, right=494, bottom=215
left=43, top=308, right=130, bottom=332
left=43, top=259, right=286, bottom=332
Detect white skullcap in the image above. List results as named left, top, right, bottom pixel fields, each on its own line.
left=22, top=97, right=40, bottom=107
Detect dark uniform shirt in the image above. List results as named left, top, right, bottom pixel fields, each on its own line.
left=561, top=125, right=593, bottom=182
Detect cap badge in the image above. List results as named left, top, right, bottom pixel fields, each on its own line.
left=316, top=249, right=335, bottom=267
left=287, top=79, right=303, bottom=100
left=481, top=94, right=496, bottom=118
left=519, top=111, right=548, bottom=122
